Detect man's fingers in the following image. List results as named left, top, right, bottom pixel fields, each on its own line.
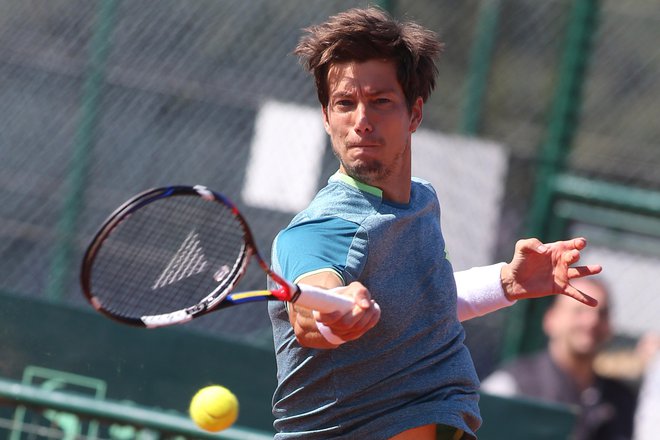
left=572, top=237, right=587, bottom=250
left=364, top=302, right=381, bottom=330
left=516, top=237, right=545, bottom=254
left=542, top=237, right=588, bottom=254
left=330, top=282, right=373, bottom=309
left=345, top=281, right=373, bottom=309
left=519, top=237, right=589, bottom=255
left=567, top=265, right=603, bottom=279
left=563, top=286, right=598, bottom=307
left=334, top=302, right=381, bottom=341
left=549, top=237, right=587, bottom=250
left=313, top=309, right=343, bottom=324
left=350, top=302, right=381, bottom=334
left=562, top=249, right=581, bottom=265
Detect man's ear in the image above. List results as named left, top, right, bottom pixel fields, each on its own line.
left=322, top=106, right=331, bottom=135
left=409, top=97, right=424, bottom=133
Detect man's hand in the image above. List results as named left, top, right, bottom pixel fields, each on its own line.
left=313, top=282, right=381, bottom=343
left=289, top=272, right=380, bottom=348
left=500, top=237, right=602, bottom=306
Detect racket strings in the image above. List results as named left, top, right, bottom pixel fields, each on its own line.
left=89, top=194, right=247, bottom=320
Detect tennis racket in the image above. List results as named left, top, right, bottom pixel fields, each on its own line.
left=80, top=185, right=355, bottom=328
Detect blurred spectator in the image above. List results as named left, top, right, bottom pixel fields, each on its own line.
left=481, top=278, right=636, bottom=440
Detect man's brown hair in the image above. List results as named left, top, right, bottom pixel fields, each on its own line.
left=295, top=7, right=444, bottom=110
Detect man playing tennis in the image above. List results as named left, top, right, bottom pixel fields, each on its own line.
left=268, top=7, right=601, bottom=439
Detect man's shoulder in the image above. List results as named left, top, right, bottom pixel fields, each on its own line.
left=279, top=216, right=361, bottom=242
left=411, top=177, right=437, bottom=196
left=295, top=179, right=379, bottom=224
left=273, top=197, right=370, bottom=285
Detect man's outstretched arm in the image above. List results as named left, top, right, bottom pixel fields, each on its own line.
left=456, top=237, right=602, bottom=322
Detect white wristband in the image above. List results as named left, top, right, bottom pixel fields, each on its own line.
left=315, top=319, right=347, bottom=345
left=454, top=262, right=516, bottom=322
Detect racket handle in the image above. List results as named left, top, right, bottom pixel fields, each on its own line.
left=294, top=284, right=356, bottom=314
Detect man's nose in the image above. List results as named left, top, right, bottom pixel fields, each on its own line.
left=353, top=102, right=373, bottom=134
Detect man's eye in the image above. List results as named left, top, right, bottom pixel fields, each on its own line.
left=336, top=100, right=353, bottom=107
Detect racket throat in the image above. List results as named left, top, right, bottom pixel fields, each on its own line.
left=271, top=285, right=300, bottom=303
left=289, top=285, right=302, bottom=303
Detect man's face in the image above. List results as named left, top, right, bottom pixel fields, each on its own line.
left=544, top=281, right=612, bottom=359
left=322, top=59, right=422, bottom=187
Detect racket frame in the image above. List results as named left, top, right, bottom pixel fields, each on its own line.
left=80, top=185, right=301, bottom=327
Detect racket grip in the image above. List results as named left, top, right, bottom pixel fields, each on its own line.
left=295, top=284, right=356, bottom=313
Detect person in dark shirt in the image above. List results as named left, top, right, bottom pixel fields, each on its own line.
left=482, top=278, right=636, bottom=440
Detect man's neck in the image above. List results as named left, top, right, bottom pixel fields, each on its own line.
left=337, top=168, right=411, bottom=205
left=381, top=179, right=411, bottom=204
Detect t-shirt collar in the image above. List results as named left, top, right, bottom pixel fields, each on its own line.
left=330, top=171, right=383, bottom=199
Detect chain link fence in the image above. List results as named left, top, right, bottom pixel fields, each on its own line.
left=1, top=0, right=659, bottom=381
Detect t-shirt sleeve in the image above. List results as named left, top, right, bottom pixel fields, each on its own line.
left=274, top=217, right=361, bottom=284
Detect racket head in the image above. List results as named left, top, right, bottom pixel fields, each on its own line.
left=80, top=185, right=267, bottom=327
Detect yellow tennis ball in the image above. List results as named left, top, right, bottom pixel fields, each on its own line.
left=189, top=385, right=239, bottom=432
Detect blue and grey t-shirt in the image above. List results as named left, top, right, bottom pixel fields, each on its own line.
left=268, top=172, right=481, bottom=439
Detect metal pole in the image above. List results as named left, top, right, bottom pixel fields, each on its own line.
left=460, top=0, right=503, bottom=135
left=46, top=0, right=119, bottom=302
left=501, top=0, right=601, bottom=360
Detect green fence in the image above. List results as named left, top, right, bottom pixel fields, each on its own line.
left=0, top=376, right=272, bottom=440
left=0, top=292, right=277, bottom=434
left=0, top=377, right=579, bottom=440
left=1, top=0, right=659, bottom=435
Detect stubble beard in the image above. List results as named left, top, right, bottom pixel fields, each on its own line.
left=339, top=158, right=388, bottom=184
left=332, top=141, right=401, bottom=186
